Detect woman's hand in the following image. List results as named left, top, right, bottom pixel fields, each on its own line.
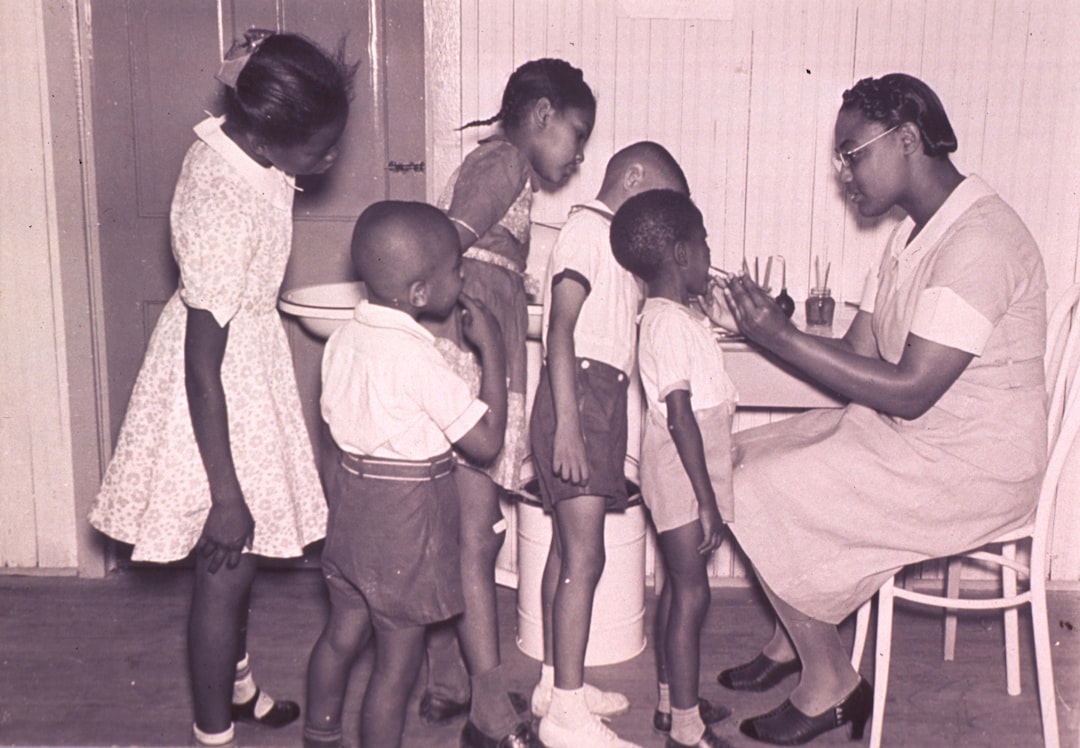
left=721, top=274, right=794, bottom=345
left=196, top=495, right=255, bottom=573
left=697, top=276, right=738, bottom=332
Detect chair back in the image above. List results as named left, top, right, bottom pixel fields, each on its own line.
left=1032, top=284, right=1080, bottom=579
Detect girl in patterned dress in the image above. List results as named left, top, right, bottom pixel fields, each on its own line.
left=88, top=31, right=354, bottom=747
left=418, top=59, right=597, bottom=747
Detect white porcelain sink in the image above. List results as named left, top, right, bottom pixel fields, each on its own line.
left=279, top=280, right=544, bottom=340
left=279, top=281, right=367, bottom=339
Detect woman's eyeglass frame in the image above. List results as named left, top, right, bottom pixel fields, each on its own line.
left=832, top=125, right=900, bottom=173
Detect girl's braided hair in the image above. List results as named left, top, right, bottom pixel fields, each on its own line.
left=461, top=58, right=595, bottom=131
left=841, top=73, right=957, bottom=157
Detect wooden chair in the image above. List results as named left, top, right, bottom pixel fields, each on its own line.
left=850, top=285, right=1080, bottom=748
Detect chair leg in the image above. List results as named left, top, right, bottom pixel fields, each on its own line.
left=1001, top=542, right=1021, bottom=695
left=870, top=577, right=896, bottom=748
left=851, top=596, right=872, bottom=671
left=1029, top=575, right=1061, bottom=748
left=943, top=557, right=962, bottom=661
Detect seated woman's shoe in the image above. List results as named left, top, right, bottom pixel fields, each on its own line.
left=653, top=698, right=732, bottom=732
left=738, top=678, right=872, bottom=745
left=717, top=653, right=801, bottom=692
left=230, top=690, right=300, bottom=727
left=419, top=690, right=471, bottom=725
left=460, top=719, right=542, bottom=748
left=665, top=726, right=734, bottom=748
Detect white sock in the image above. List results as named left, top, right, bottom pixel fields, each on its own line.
left=233, top=653, right=257, bottom=704
left=548, top=686, right=588, bottom=726
left=539, top=663, right=555, bottom=688
left=657, top=681, right=671, bottom=713
left=193, top=722, right=235, bottom=746
left=671, top=704, right=706, bottom=745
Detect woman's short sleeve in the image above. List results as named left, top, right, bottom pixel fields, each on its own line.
left=444, top=142, right=530, bottom=241
left=171, top=145, right=256, bottom=327
left=910, top=213, right=1014, bottom=354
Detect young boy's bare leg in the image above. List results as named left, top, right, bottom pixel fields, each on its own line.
left=531, top=499, right=630, bottom=721
left=657, top=522, right=712, bottom=744
left=304, top=600, right=372, bottom=746
left=550, top=495, right=606, bottom=689
left=361, top=625, right=427, bottom=748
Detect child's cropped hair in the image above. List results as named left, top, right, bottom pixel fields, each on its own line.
left=461, top=57, right=596, bottom=131
left=610, top=189, right=703, bottom=283
left=224, top=32, right=356, bottom=146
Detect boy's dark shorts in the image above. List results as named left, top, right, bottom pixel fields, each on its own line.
left=529, top=357, right=630, bottom=511
left=322, top=450, right=464, bottom=631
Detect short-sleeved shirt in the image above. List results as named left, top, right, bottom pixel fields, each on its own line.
left=438, top=136, right=534, bottom=272
left=540, top=200, right=644, bottom=375
left=638, top=297, right=738, bottom=418
left=321, top=301, right=490, bottom=460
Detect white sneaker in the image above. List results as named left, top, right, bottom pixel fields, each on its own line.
left=538, top=711, right=642, bottom=748
left=531, top=680, right=631, bottom=718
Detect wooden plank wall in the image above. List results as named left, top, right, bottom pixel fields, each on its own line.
left=426, top=0, right=1080, bottom=582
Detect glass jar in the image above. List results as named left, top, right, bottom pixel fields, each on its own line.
left=805, top=287, right=835, bottom=326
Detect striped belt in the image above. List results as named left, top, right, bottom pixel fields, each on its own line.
left=339, top=451, right=455, bottom=481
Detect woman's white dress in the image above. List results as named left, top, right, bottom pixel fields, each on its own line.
left=729, top=176, right=1047, bottom=624
left=89, top=117, right=327, bottom=562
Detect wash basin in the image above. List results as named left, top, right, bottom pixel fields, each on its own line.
left=279, top=280, right=544, bottom=340
left=279, top=281, right=367, bottom=339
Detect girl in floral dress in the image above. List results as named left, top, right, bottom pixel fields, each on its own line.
left=89, top=31, right=353, bottom=747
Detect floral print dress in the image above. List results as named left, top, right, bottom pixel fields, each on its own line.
left=89, top=117, right=327, bottom=562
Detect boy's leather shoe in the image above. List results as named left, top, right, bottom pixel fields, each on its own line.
left=653, top=698, right=732, bottom=732
left=419, top=691, right=471, bottom=725
left=666, top=726, right=734, bottom=748
left=460, top=720, right=541, bottom=748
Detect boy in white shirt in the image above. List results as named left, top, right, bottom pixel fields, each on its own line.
left=303, top=201, right=532, bottom=748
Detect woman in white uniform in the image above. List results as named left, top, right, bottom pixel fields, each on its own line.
left=719, top=73, right=1047, bottom=745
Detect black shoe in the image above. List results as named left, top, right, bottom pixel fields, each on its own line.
left=717, top=653, right=801, bottom=692
left=230, top=691, right=300, bottom=728
left=738, top=678, right=872, bottom=745
left=666, top=726, right=735, bottom=748
left=419, top=690, right=472, bottom=725
left=654, top=698, right=732, bottom=732
left=461, top=719, right=542, bottom=748
left=508, top=691, right=530, bottom=716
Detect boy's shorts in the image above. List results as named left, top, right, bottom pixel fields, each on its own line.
left=529, top=357, right=630, bottom=511
left=640, top=402, right=736, bottom=533
left=322, top=450, right=464, bottom=630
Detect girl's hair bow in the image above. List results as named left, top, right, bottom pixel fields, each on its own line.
left=215, top=28, right=275, bottom=89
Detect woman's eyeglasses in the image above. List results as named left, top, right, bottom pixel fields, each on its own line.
left=832, top=125, right=900, bottom=173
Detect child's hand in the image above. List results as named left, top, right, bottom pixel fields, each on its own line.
left=197, top=498, right=255, bottom=573
left=697, top=501, right=723, bottom=555
left=459, top=293, right=504, bottom=353
left=553, top=427, right=589, bottom=485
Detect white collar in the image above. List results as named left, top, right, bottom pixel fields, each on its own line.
left=893, top=175, right=995, bottom=259
left=193, top=116, right=297, bottom=210
left=353, top=300, right=435, bottom=343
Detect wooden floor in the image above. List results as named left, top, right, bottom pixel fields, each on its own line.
left=0, top=568, right=1077, bottom=748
